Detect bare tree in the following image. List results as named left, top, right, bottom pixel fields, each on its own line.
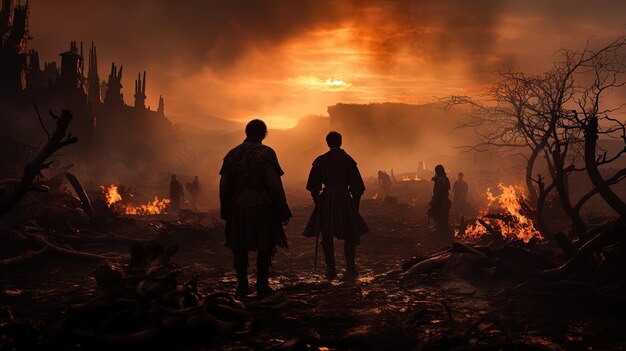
left=445, top=36, right=626, bottom=238
left=0, top=109, right=78, bottom=216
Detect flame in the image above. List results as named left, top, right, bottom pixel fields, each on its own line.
left=455, top=183, right=543, bottom=243
left=100, top=184, right=122, bottom=206
left=121, top=196, right=170, bottom=215
left=99, top=184, right=170, bottom=215
left=372, top=192, right=379, bottom=200
left=401, top=175, right=421, bottom=182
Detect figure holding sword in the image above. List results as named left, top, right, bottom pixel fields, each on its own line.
left=303, top=131, right=369, bottom=280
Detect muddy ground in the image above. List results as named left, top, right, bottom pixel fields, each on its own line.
left=1, top=197, right=626, bottom=350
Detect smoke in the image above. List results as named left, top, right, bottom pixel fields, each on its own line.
left=26, top=0, right=510, bottom=125
left=29, top=0, right=503, bottom=72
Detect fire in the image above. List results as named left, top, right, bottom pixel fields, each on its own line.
left=401, top=175, right=421, bottom=182
left=100, top=184, right=122, bottom=206
left=456, top=183, right=543, bottom=243
left=99, top=184, right=170, bottom=215
left=121, top=196, right=170, bottom=215
left=372, top=192, right=379, bottom=200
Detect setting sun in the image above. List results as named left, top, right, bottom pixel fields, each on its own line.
left=325, top=78, right=346, bottom=86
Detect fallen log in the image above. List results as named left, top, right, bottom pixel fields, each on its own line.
left=552, top=231, right=577, bottom=258
left=65, top=173, right=95, bottom=217
left=477, top=218, right=502, bottom=241
left=402, top=252, right=452, bottom=277
left=0, top=247, right=49, bottom=267
left=483, top=213, right=515, bottom=223
left=32, top=234, right=120, bottom=260
left=538, top=220, right=623, bottom=280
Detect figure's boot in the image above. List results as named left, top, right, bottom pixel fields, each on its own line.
left=233, top=251, right=249, bottom=298
left=321, top=237, right=337, bottom=280
left=256, top=251, right=274, bottom=298
left=344, top=242, right=358, bottom=280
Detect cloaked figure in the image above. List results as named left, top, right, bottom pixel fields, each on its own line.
left=186, top=175, right=201, bottom=210
left=378, top=170, right=392, bottom=198
left=427, top=164, right=452, bottom=238
left=304, top=131, right=369, bottom=280
left=219, top=119, right=291, bottom=298
left=169, top=175, right=184, bottom=211
left=452, top=172, right=469, bottom=216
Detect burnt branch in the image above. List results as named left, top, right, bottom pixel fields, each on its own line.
left=0, top=109, right=78, bottom=217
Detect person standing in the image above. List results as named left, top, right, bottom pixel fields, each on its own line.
left=428, top=164, right=452, bottom=239
left=452, top=172, right=469, bottom=216
left=378, top=170, right=392, bottom=198
left=304, top=131, right=369, bottom=280
left=219, top=119, right=291, bottom=298
left=169, top=174, right=184, bottom=211
left=186, top=175, right=201, bottom=210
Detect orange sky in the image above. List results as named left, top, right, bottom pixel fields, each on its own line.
left=27, top=0, right=626, bottom=129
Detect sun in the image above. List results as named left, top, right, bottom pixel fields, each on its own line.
left=290, top=76, right=351, bottom=91
left=325, top=78, right=346, bottom=87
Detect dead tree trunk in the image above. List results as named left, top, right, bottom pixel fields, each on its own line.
left=550, top=149, right=587, bottom=235
left=525, top=147, right=541, bottom=203
left=584, top=117, right=626, bottom=215
left=0, top=110, right=78, bottom=216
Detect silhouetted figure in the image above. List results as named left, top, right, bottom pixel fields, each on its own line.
left=186, top=175, right=201, bottom=210
left=169, top=175, right=184, bottom=211
left=378, top=170, right=392, bottom=198
left=219, top=120, right=291, bottom=298
left=428, top=164, right=451, bottom=239
left=304, top=131, right=369, bottom=280
left=452, top=172, right=469, bottom=216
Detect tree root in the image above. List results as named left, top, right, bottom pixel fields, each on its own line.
left=0, top=247, right=49, bottom=267
left=32, top=234, right=120, bottom=260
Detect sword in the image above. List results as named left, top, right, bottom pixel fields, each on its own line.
left=314, top=231, right=320, bottom=269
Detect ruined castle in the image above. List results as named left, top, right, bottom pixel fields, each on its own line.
left=0, top=0, right=176, bottom=165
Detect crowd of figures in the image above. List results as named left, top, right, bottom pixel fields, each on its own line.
left=215, top=119, right=466, bottom=298
left=168, top=174, right=201, bottom=211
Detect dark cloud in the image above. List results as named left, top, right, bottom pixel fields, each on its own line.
left=24, top=0, right=626, bottom=128
left=28, top=0, right=504, bottom=74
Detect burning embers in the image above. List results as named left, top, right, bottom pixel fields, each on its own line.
left=99, top=184, right=170, bottom=215
left=401, top=175, right=422, bottom=182
left=455, top=183, right=542, bottom=243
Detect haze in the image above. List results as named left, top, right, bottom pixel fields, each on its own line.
left=28, top=0, right=626, bottom=129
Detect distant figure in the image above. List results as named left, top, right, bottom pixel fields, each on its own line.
left=219, top=119, right=291, bottom=298
left=169, top=175, right=184, bottom=211
left=428, top=164, right=451, bottom=238
left=378, top=170, right=392, bottom=198
left=452, top=172, right=469, bottom=216
left=304, top=131, right=369, bottom=280
left=186, top=175, right=201, bottom=210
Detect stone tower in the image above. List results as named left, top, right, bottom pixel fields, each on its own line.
left=0, top=0, right=30, bottom=92
left=87, top=42, right=100, bottom=105
left=157, top=95, right=164, bottom=115
left=104, top=62, right=123, bottom=106
left=59, top=41, right=83, bottom=90
left=134, top=71, right=146, bottom=109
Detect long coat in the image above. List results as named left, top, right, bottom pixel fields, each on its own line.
left=219, top=138, right=291, bottom=254
left=303, top=148, right=369, bottom=244
left=428, top=174, right=451, bottom=221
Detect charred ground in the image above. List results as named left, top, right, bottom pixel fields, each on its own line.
left=1, top=182, right=625, bottom=350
